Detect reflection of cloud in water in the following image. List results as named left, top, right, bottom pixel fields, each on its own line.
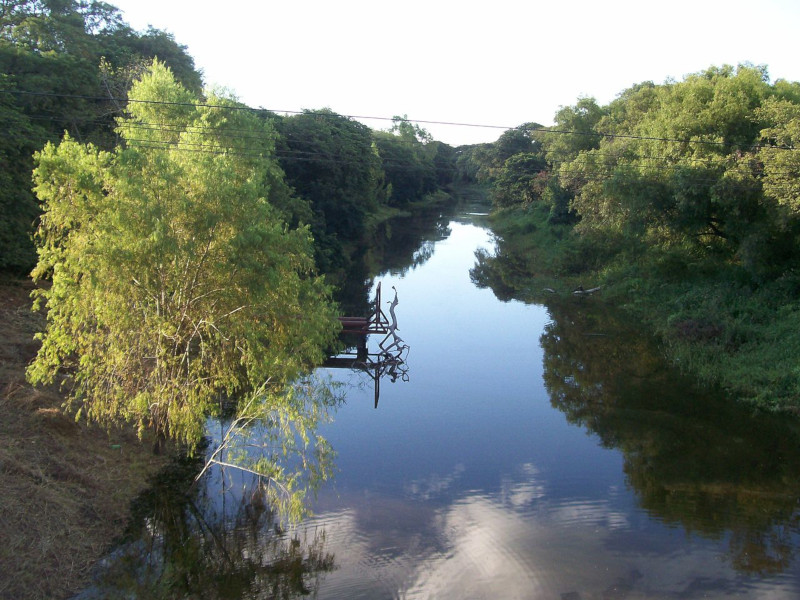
left=405, top=463, right=466, bottom=500
left=500, top=463, right=546, bottom=507
left=306, top=467, right=800, bottom=599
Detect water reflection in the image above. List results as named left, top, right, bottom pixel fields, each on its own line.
left=543, top=300, right=800, bottom=575
left=327, top=283, right=410, bottom=407
left=76, top=204, right=468, bottom=598
left=473, top=243, right=800, bottom=577
left=323, top=345, right=410, bottom=408
left=82, top=205, right=800, bottom=598
left=79, top=454, right=335, bottom=599
left=333, top=205, right=454, bottom=317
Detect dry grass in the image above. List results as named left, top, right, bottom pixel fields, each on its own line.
left=0, top=278, right=171, bottom=600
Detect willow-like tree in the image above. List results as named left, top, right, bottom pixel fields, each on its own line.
left=27, top=62, right=341, bottom=450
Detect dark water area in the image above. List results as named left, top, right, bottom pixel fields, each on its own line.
left=78, top=204, right=800, bottom=599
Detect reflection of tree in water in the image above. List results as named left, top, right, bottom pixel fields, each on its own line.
left=471, top=246, right=533, bottom=302
left=471, top=238, right=800, bottom=576
left=91, top=453, right=335, bottom=599
left=541, top=300, right=800, bottom=576
left=334, top=206, right=454, bottom=318
left=364, top=210, right=452, bottom=278
left=84, top=378, right=342, bottom=599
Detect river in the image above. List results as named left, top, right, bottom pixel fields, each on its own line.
left=79, top=206, right=800, bottom=599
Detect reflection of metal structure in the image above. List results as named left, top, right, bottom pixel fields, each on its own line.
left=328, top=283, right=409, bottom=407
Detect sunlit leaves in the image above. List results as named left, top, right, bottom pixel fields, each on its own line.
left=27, top=63, right=341, bottom=449
left=758, top=98, right=800, bottom=217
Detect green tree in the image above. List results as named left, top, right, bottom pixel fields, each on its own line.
left=372, top=130, right=435, bottom=206
left=560, top=66, right=784, bottom=274
left=27, top=63, right=340, bottom=449
left=757, top=97, right=800, bottom=217
left=372, top=115, right=439, bottom=207
left=490, top=152, right=547, bottom=208
left=275, top=108, right=384, bottom=272
left=544, top=97, right=606, bottom=162
left=0, top=0, right=202, bottom=272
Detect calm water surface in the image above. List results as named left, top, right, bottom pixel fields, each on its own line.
left=306, top=216, right=800, bottom=599
left=83, top=210, right=800, bottom=599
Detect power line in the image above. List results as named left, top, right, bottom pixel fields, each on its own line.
left=6, top=120, right=793, bottom=180
left=3, top=88, right=798, bottom=151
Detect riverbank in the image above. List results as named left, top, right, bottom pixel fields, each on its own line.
left=0, top=279, right=171, bottom=600
left=479, top=205, right=800, bottom=415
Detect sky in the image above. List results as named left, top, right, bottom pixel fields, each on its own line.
left=109, top=0, right=800, bottom=147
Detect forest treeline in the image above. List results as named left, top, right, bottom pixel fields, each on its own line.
left=462, top=64, right=800, bottom=412
left=1, top=0, right=458, bottom=277
left=2, top=1, right=465, bottom=467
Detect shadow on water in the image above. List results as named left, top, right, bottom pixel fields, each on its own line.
left=74, top=451, right=335, bottom=599
left=75, top=375, right=346, bottom=599
left=472, top=238, right=800, bottom=577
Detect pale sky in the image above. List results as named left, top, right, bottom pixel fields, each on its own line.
left=110, top=0, right=800, bottom=147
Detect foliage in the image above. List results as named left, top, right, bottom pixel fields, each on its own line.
left=452, top=142, right=492, bottom=183
left=758, top=97, right=800, bottom=217
left=475, top=63, right=800, bottom=410
left=274, top=108, right=384, bottom=272
left=102, top=444, right=336, bottom=599
left=482, top=64, right=800, bottom=287
left=199, top=376, right=343, bottom=520
left=490, top=152, right=547, bottom=208
left=0, top=0, right=202, bottom=273
left=26, top=63, right=340, bottom=448
left=372, top=116, right=439, bottom=207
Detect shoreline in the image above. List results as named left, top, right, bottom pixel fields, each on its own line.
left=0, top=278, right=171, bottom=600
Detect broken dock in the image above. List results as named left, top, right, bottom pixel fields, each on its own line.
left=337, top=281, right=391, bottom=335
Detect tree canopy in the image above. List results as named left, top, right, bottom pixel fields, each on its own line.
left=27, top=62, right=340, bottom=448
left=470, top=63, right=800, bottom=411
left=477, top=64, right=800, bottom=283
left=0, top=0, right=202, bottom=272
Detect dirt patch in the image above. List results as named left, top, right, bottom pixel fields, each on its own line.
left=0, top=278, right=171, bottom=600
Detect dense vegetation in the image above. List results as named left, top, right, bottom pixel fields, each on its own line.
left=0, top=0, right=202, bottom=273
left=2, top=0, right=461, bottom=461
left=274, top=111, right=456, bottom=276
left=467, top=64, right=800, bottom=412
left=28, top=63, right=344, bottom=448
left=1, top=1, right=458, bottom=277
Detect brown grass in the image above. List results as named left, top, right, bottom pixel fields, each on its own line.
left=0, top=278, right=171, bottom=600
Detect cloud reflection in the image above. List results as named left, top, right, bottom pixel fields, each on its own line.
left=405, top=463, right=466, bottom=500
left=307, top=464, right=800, bottom=600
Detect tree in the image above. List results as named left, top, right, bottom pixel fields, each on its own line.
left=372, top=130, right=435, bottom=206
left=559, top=66, right=784, bottom=273
left=0, top=0, right=203, bottom=273
left=27, top=62, right=340, bottom=449
left=372, top=115, right=439, bottom=207
left=275, top=108, right=384, bottom=272
left=490, top=152, right=547, bottom=208
left=544, top=97, right=606, bottom=162
left=757, top=97, right=800, bottom=217
left=389, top=113, right=432, bottom=144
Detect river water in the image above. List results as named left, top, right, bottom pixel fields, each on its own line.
left=83, top=207, right=800, bottom=599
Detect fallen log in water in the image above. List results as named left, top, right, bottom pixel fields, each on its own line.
left=572, top=286, right=602, bottom=297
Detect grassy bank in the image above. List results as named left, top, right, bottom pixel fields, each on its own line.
left=0, top=279, right=171, bottom=600
left=485, top=206, right=800, bottom=414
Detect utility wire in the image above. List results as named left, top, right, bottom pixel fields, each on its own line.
left=9, top=113, right=799, bottom=176
left=3, top=88, right=798, bottom=151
